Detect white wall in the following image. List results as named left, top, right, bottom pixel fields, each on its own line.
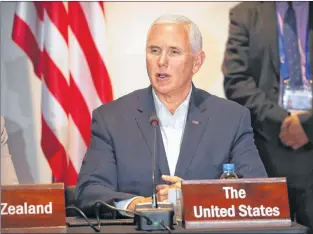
left=0, top=2, right=238, bottom=183
left=105, top=2, right=238, bottom=98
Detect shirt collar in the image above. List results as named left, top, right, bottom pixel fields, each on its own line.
left=152, top=86, right=192, bottom=116
left=276, top=1, right=308, bottom=10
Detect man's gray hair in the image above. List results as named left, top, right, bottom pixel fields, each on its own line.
left=149, top=15, right=203, bottom=55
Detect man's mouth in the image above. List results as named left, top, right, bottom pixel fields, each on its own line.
left=157, top=73, right=170, bottom=79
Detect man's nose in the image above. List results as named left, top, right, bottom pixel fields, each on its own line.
left=158, top=52, right=168, bottom=67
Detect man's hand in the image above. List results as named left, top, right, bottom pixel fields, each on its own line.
left=280, top=115, right=309, bottom=150
left=156, top=175, right=183, bottom=202
left=127, top=175, right=183, bottom=213
left=127, top=196, right=152, bottom=213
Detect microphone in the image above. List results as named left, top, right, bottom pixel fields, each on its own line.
left=133, top=114, right=174, bottom=231
left=149, top=115, right=159, bottom=209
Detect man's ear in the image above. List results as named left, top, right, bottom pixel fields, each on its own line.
left=192, top=51, right=205, bottom=74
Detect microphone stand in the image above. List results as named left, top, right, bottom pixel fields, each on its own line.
left=151, top=117, right=158, bottom=209
left=133, top=115, right=174, bottom=231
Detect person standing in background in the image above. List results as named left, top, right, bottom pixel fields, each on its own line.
left=222, top=2, right=313, bottom=229
left=1, top=116, right=19, bottom=185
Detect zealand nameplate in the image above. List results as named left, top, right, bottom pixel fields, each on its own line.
left=1, top=183, right=66, bottom=233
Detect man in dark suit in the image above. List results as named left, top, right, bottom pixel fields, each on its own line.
left=75, top=14, right=267, bottom=215
left=222, top=2, right=313, bottom=228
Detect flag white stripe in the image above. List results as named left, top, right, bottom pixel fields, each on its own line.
left=41, top=81, right=69, bottom=151
left=16, top=2, right=44, bottom=51
left=43, top=11, right=69, bottom=84
left=68, top=117, right=87, bottom=172
left=80, top=2, right=110, bottom=72
left=69, top=30, right=103, bottom=113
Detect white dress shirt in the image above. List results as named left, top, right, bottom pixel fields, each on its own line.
left=152, top=88, right=191, bottom=176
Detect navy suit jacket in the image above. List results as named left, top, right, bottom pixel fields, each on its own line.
left=75, top=85, right=267, bottom=213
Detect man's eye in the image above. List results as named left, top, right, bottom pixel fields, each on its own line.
left=150, top=48, right=160, bottom=54
left=170, top=50, right=180, bottom=55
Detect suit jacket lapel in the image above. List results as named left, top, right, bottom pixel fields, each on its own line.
left=135, top=87, right=170, bottom=177
left=261, top=2, right=280, bottom=79
left=174, top=87, right=210, bottom=179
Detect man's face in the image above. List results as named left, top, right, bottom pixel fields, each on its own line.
left=146, top=23, right=202, bottom=97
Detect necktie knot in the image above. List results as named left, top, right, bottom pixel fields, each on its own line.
left=286, top=2, right=295, bottom=19
left=287, top=2, right=292, bottom=9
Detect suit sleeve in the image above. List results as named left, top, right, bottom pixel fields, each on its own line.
left=298, top=112, right=313, bottom=143
left=222, top=5, right=289, bottom=128
left=75, top=109, right=137, bottom=215
left=230, top=108, right=268, bottom=178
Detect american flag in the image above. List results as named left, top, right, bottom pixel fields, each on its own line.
left=12, top=2, right=113, bottom=186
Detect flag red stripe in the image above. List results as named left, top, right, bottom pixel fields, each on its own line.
left=42, top=49, right=69, bottom=114
left=69, top=75, right=91, bottom=146
left=41, top=116, right=67, bottom=182
left=68, top=2, right=113, bottom=103
left=41, top=116, right=78, bottom=185
left=98, top=2, right=105, bottom=15
left=43, top=2, right=68, bottom=44
left=65, top=160, right=78, bottom=186
left=12, top=15, right=42, bottom=79
left=34, top=2, right=44, bottom=21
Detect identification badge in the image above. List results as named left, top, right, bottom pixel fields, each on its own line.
left=283, top=85, right=312, bottom=111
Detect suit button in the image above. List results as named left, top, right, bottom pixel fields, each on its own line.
left=273, top=87, right=279, bottom=93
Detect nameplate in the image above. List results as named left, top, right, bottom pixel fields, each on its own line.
left=181, top=177, right=291, bottom=229
left=1, top=183, right=66, bottom=233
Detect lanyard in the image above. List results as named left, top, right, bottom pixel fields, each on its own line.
left=276, top=11, right=311, bottom=81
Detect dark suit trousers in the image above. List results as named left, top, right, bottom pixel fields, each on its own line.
left=254, top=134, right=313, bottom=230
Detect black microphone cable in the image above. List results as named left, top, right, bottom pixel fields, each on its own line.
left=94, top=200, right=172, bottom=234
left=65, top=205, right=101, bottom=232
left=65, top=202, right=172, bottom=233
